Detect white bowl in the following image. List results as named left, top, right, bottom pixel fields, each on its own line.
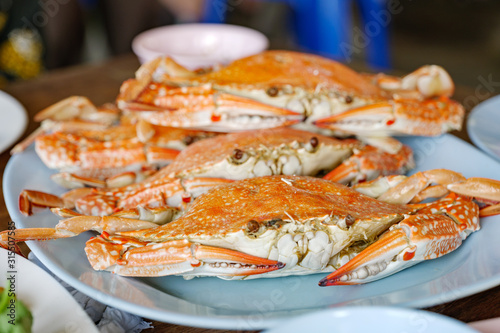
left=132, top=23, right=269, bottom=69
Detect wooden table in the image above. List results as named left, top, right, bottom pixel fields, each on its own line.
left=1, top=54, right=500, bottom=332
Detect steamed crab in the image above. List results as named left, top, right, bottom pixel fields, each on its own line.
left=4, top=171, right=500, bottom=285
left=118, top=50, right=464, bottom=136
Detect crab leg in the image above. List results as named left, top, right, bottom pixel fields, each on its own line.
left=17, top=176, right=222, bottom=217
left=0, top=227, right=74, bottom=255
left=323, top=144, right=414, bottom=185
left=86, top=236, right=284, bottom=277
left=35, top=133, right=180, bottom=171
left=314, top=96, right=464, bottom=137
left=353, top=171, right=500, bottom=216
left=320, top=194, right=479, bottom=285
left=94, top=177, right=234, bottom=214
left=5, top=205, right=177, bottom=245
left=120, top=83, right=303, bottom=132
left=65, top=176, right=233, bottom=216
left=0, top=228, right=73, bottom=245
left=352, top=169, right=466, bottom=204
left=0, top=214, right=163, bottom=252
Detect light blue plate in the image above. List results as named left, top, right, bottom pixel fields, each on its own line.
left=467, top=94, right=500, bottom=162
left=263, top=306, right=477, bottom=333
left=4, top=134, right=500, bottom=330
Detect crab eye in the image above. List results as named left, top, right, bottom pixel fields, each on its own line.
left=246, top=220, right=260, bottom=232
left=230, top=148, right=249, bottom=164
left=338, top=214, right=356, bottom=230
left=183, top=135, right=194, bottom=145
left=245, top=220, right=264, bottom=238
left=266, top=86, right=280, bottom=97
left=305, top=137, right=319, bottom=152
left=344, top=95, right=353, bottom=104
left=345, top=214, right=355, bottom=226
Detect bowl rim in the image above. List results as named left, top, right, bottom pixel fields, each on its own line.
left=132, top=23, right=269, bottom=62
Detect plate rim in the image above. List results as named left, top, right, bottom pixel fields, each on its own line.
left=263, top=306, right=477, bottom=333
left=0, top=90, right=28, bottom=154
left=4, top=134, right=500, bottom=330
left=467, top=94, right=500, bottom=162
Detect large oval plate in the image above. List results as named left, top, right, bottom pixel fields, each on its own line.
left=0, top=91, right=28, bottom=154
left=4, top=134, right=500, bottom=330
left=467, top=94, right=500, bottom=162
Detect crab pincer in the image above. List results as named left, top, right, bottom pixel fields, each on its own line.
left=86, top=235, right=285, bottom=277
left=319, top=174, right=500, bottom=286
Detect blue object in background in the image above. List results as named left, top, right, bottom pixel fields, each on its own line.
left=201, top=0, right=391, bottom=69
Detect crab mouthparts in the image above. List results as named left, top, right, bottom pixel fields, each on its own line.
left=314, top=103, right=395, bottom=133
left=216, top=109, right=304, bottom=126
left=192, top=244, right=286, bottom=276
left=182, top=110, right=303, bottom=132
left=197, top=260, right=286, bottom=276
left=318, top=261, right=390, bottom=286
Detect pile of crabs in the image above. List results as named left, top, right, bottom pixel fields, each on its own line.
left=3, top=50, right=500, bottom=286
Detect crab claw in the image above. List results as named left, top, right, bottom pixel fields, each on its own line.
left=323, top=144, right=414, bottom=185
left=34, top=96, right=98, bottom=122
left=11, top=100, right=119, bottom=155
left=19, top=190, right=74, bottom=216
left=120, top=83, right=303, bottom=132
left=447, top=177, right=500, bottom=217
left=319, top=213, right=465, bottom=286
left=373, top=65, right=455, bottom=99
left=313, top=96, right=464, bottom=137
left=400, top=65, right=455, bottom=98
left=86, top=236, right=285, bottom=277
left=18, top=188, right=100, bottom=216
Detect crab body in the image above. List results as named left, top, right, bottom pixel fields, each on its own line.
left=153, top=126, right=360, bottom=180
left=119, top=50, right=464, bottom=136
left=83, top=174, right=489, bottom=282
left=85, top=127, right=364, bottom=215
left=86, top=175, right=412, bottom=278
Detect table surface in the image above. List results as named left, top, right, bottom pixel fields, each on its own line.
left=1, top=53, right=500, bottom=332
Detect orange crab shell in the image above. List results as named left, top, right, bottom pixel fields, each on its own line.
left=167, top=50, right=386, bottom=98
left=154, top=127, right=361, bottom=179
left=120, top=175, right=411, bottom=241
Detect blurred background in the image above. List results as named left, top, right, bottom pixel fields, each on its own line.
left=0, top=0, right=499, bottom=88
